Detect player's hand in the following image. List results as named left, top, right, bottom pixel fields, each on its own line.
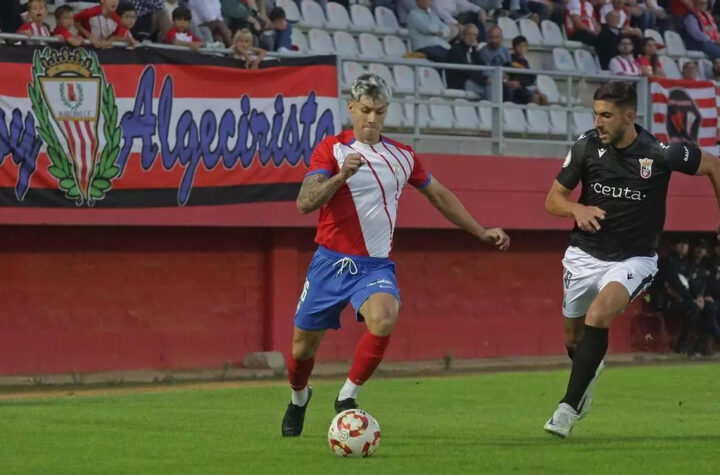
left=480, top=228, right=510, bottom=251
left=340, top=153, right=364, bottom=179
left=572, top=204, right=605, bottom=233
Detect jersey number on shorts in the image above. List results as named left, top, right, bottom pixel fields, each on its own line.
left=296, top=279, right=310, bottom=313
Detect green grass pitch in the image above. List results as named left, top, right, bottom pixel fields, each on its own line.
left=0, top=364, right=718, bottom=474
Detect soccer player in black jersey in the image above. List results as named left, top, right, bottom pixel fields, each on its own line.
left=543, top=81, right=720, bottom=438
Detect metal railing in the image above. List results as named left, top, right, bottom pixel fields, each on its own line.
left=336, top=55, right=649, bottom=154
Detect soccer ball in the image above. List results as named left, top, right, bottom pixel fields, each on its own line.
left=327, top=409, right=381, bottom=457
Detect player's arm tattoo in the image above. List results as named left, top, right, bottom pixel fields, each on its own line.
left=296, top=173, right=346, bottom=214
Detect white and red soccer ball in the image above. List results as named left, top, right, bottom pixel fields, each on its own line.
left=327, top=409, right=381, bottom=457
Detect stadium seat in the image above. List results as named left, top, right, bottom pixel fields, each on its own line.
left=478, top=100, right=493, bottom=132
left=393, top=64, right=416, bottom=94
left=277, top=0, right=301, bottom=22
left=368, top=63, right=395, bottom=89
left=418, top=67, right=443, bottom=96
left=574, top=49, right=598, bottom=75
left=429, top=98, right=456, bottom=129
left=525, top=104, right=551, bottom=135
left=385, top=102, right=406, bottom=128
left=359, top=33, right=384, bottom=58
left=453, top=99, right=481, bottom=130
left=659, top=56, right=681, bottom=79
left=503, top=102, right=527, bottom=134
left=375, top=6, right=408, bottom=36
left=553, top=47, right=576, bottom=72
left=497, top=17, right=520, bottom=42
left=572, top=111, right=594, bottom=137
left=643, top=29, right=663, bottom=47
left=541, top=20, right=563, bottom=46
left=699, top=58, right=713, bottom=80
left=342, top=61, right=365, bottom=89
left=403, top=102, right=431, bottom=128
left=351, top=5, right=391, bottom=34
left=518, top=18, right=543, bottom=45
left=664, top=30, right=704, bottom=59
left=300, top=0, right=326, bottom=28
left=537, top=74, right=561, bottom=104
left=326, top=2, right=353, bottom=30
left=334, top=31, right=360, bottom=57
left=549, top=108, right=568, bottom=136
left=308, top=28, right=335, bottom=54
left=383, top=35, right=408, bottom=58
left=291, top=29, right=308, bottom=53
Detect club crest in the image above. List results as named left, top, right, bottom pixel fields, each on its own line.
left=638, top=158, right=653, bottom=179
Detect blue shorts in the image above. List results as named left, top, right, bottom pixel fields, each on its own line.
left=294, top=246, right=401, bottom=331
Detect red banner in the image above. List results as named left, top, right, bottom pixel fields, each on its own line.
left=0, top=45, right=339, bottom=223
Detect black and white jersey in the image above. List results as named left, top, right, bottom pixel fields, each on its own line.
left=556, top=125, right=701, bottom=261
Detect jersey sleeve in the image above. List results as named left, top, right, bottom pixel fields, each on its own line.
left=16, top=23, right=31, bottom=34
left=555, top=136, right=587, bottom=189
left=53, top=26, right=72, bottom=40
left=74, top=6, right=101, bottom=33
left=165, top=29, right=176, bottom=43
left=662, top=142, right=701, bottom=175
left=408, top=150, right=432, bottom=188
left=306, top=139, right=339, bottom=178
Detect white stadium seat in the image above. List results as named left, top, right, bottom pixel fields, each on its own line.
left=300, top=0, right=326, bottom=28
left=334, top=31, right=360, bottom=57
left=326, top=2, right=352, bottom=30
left=359, top=33, right=385, bottom=58
left=308, top=28, right=334, bottom=54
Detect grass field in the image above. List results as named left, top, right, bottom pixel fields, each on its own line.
left=0, top=363, right=718, bottom=474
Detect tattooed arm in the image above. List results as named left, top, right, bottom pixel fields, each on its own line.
left=296, top=153, right=364, bottom=214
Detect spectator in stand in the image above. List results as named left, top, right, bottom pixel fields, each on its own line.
left=645, top=0, right=671, bottom=32
left=623, top=0, right=651, bottom=30
left=446, top=24, right=487, bottom=96
left=0, top=0, right=23, bottom=34
left=16, top=0, right=51, bottom=38
left=503, top=0, right=549, bottom=23
left=671, top=0, right=695, bottom=30
left=166, top=5, right=204, bottom=50
left=221, top=0, right=264, bottom=35
left=564, top=0, right=600, bottom=46
left=407, top=0, right=453, bottom=62
left=233, top=28, right=266, bottom=68
left=265, top=6, right=292, bottom=51
left=75, top=0, right=122, bottom=48
left=479, top=25, right=511, bottom=100
left=507, top=35, right=548, bottom=104
left=432, top=0, right=487, bottom=42
left=110, top=4, right=139, bottom=47
left=609, top=35, right=641, bottom=75
left=600, top=0, right=644, bottom=39
left=187, top=0, right=233, bottom=46
left=637, top=37, right=666, bottom=77
left=654, top=235, right=703, bottom=354
left=54, top=5, right=84, bottom=46
left=682, top=60, right=700, bottom=79
left=127, top=0, right=171, bottom=43
left=596, top=9, right=623, bottom=69
left=683, top=0, right=720, bottom=59
left=686, top=239, right=720, bottom=355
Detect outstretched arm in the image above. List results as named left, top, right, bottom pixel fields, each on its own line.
left=419, top=178, right=510, bottom=250
left=695, top=150, right=720, bottom=237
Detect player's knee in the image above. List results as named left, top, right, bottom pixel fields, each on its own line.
left=366, top=308, right=398, bottom=336
left=585, top=306, right=614, bottom=327
left=291, top=345, right=316, bottom=362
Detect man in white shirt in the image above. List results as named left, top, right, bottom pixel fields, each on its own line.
left=609, top=35, right=642, bottom=75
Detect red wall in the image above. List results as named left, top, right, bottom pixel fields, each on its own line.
left=1, top=154, right=717, bottom=375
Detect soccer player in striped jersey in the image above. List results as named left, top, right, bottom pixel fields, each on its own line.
left=281, top=73, right=511, bottom=437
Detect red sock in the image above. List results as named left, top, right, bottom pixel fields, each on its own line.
left=287, top=355, right=314, bottom=391
left=348, top=331, right=391, bottom=385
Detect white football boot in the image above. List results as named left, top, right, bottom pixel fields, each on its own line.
left=544, top=403, right=579, bottom=438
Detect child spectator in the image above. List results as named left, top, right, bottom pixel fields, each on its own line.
left=166, top=6, right=205, bottom=50
left=267, top=6, right=292, bottom=51
left=53, top=4, right=84, bottom=46
left=110, top=4, right=139, bottom=47
left=507, top=35, right=548, bottom=104
left=233, top=28, right=266, bottom=69
left=16, top=0, right=51, bottom=38
left=74, top=0, right=122, bottom=48
left=637, top=37, right=665, bottom=78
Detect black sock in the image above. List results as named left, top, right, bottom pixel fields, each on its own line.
left=560, top=325, right=608, bottom=411
left=566, top=346, right=575, bottom=360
